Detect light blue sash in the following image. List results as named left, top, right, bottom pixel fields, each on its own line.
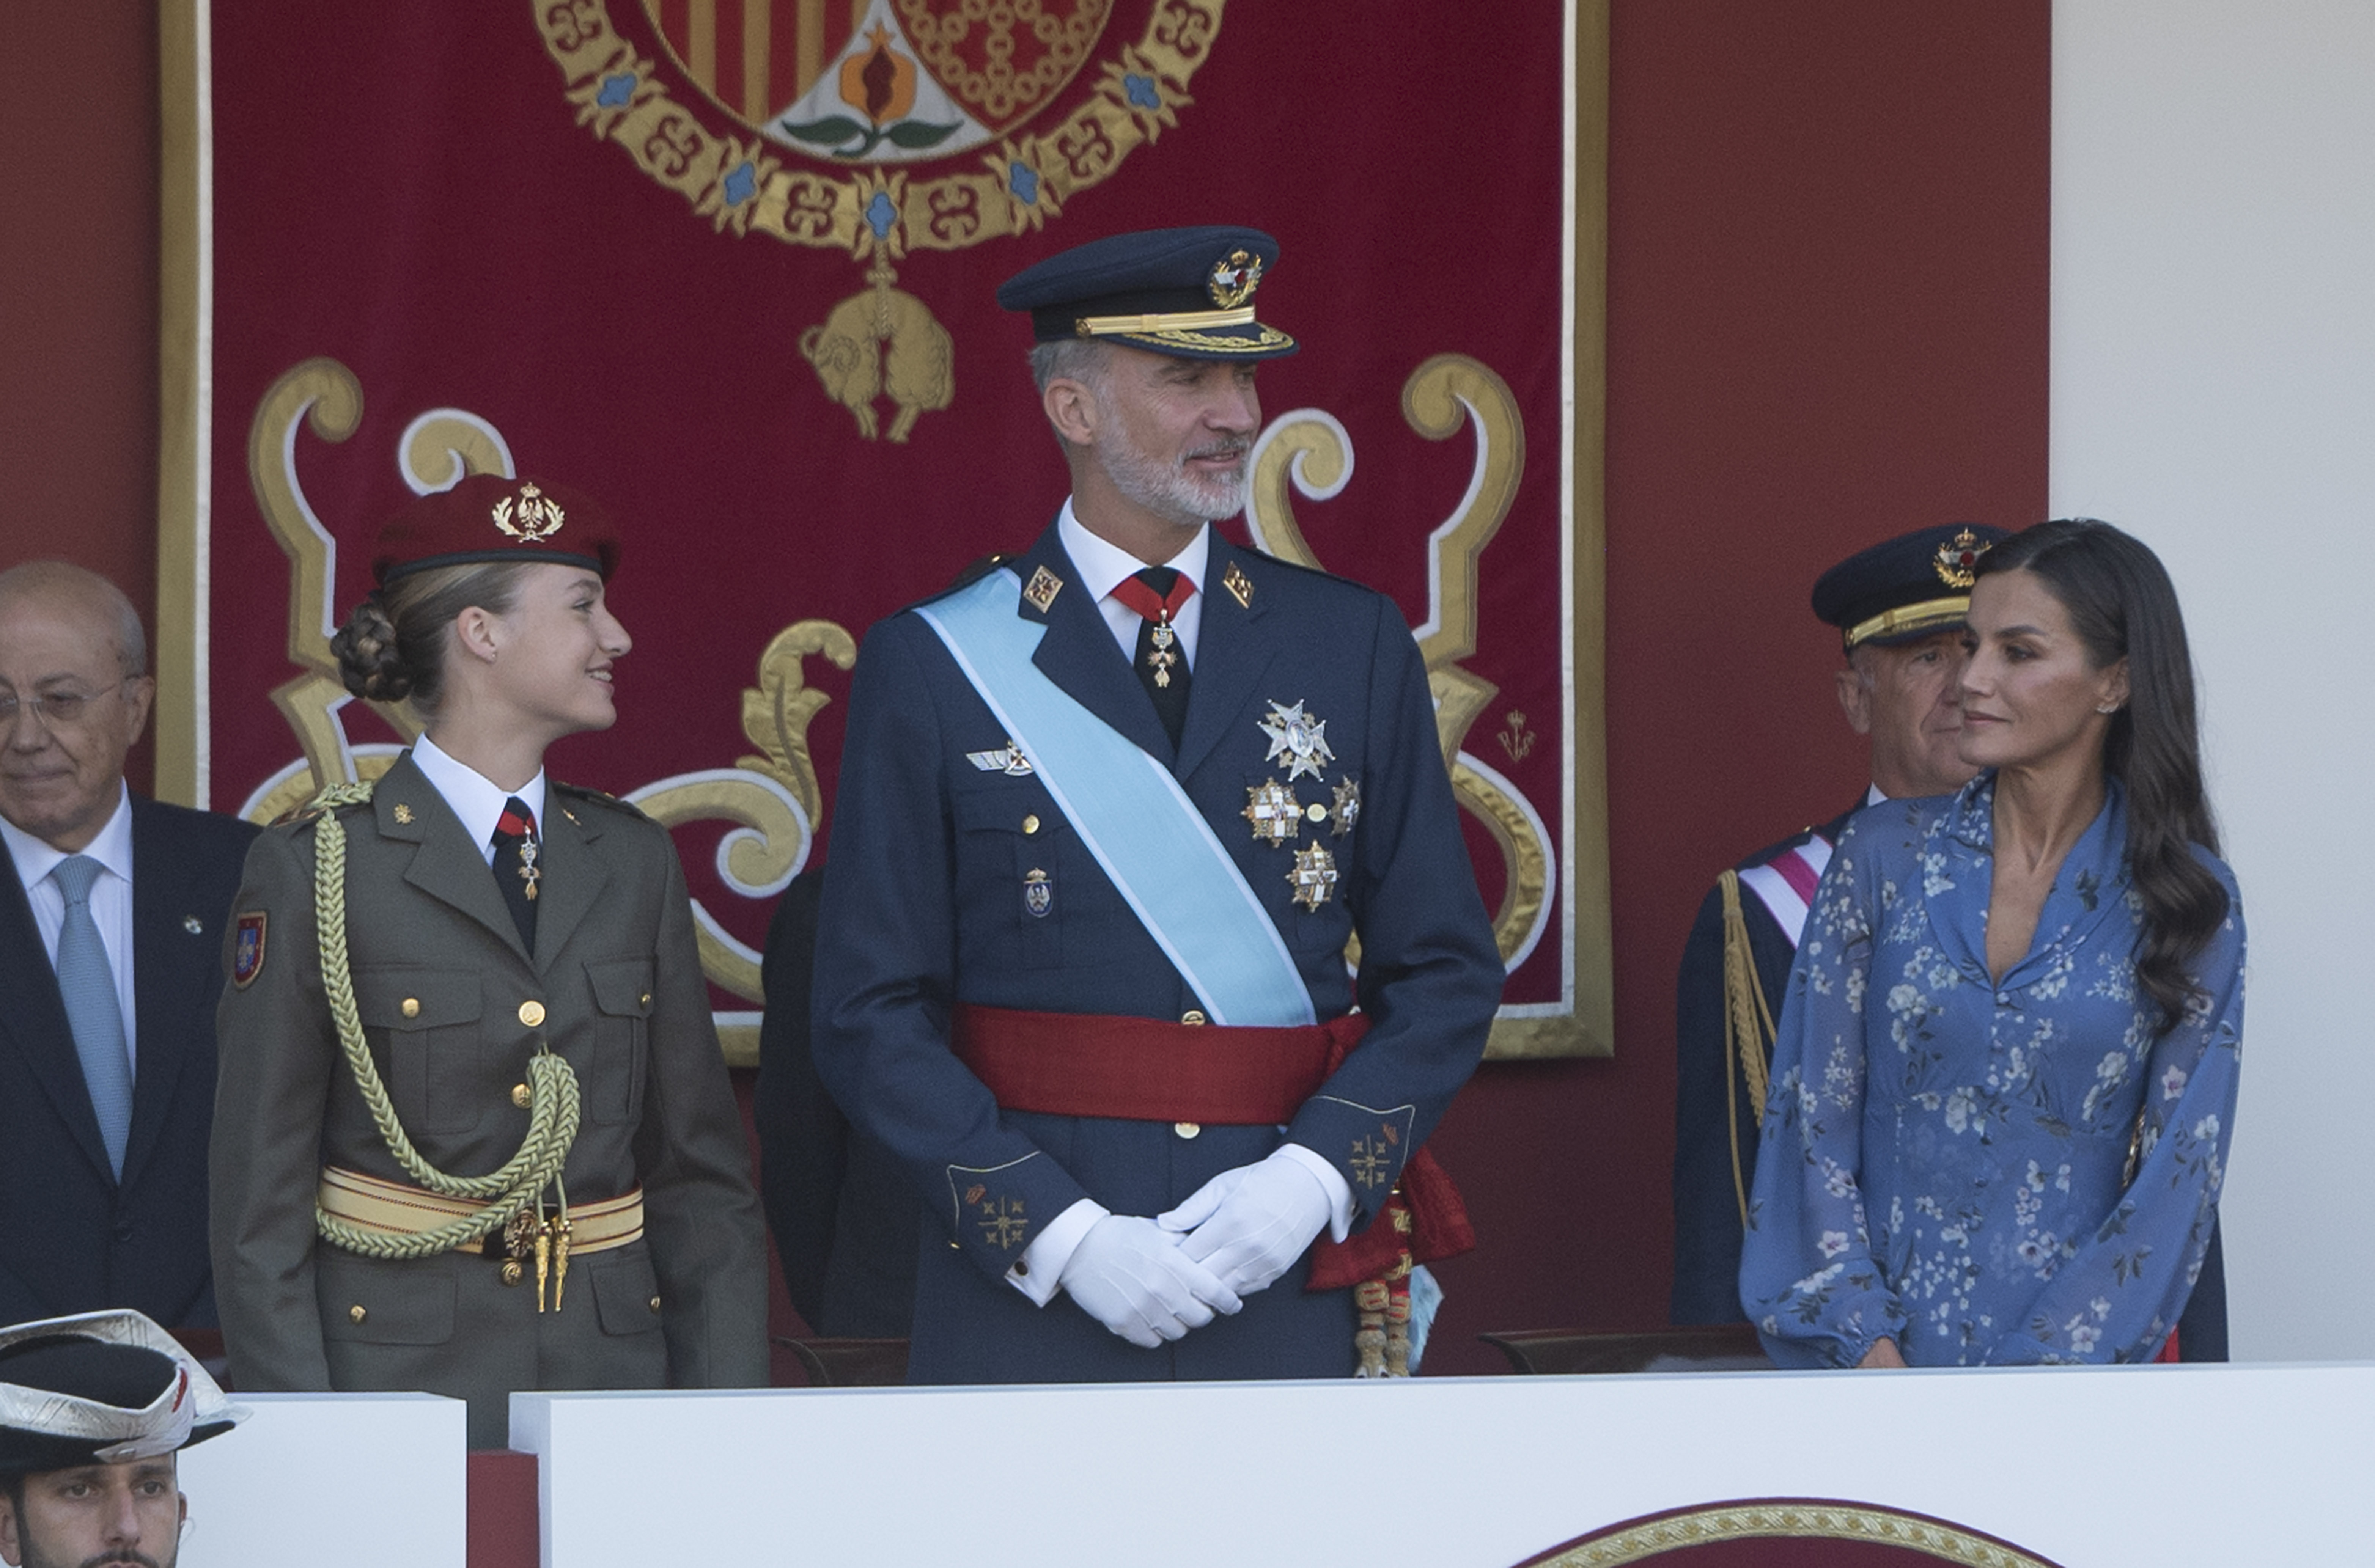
left=915, top=569, right=1315, bottom=1028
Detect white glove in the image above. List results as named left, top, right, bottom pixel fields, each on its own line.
left=1157, top=1149, right=1334, bottom=1298
left=1057, top=1215, right=1243, bottom=1348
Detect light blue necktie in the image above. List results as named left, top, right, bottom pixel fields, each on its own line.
left=52, top=855, right=133, bottom=1180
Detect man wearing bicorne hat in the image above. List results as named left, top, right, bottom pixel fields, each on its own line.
left=812, top=227, right=1505, bottom=1381
left=0, top=1309, right=245, bottom=1568
left=1669, top=523, right=2227, bottom=1359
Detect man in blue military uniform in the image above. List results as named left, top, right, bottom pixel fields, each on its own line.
left=812, top=226, right=1504, bottom=1382
left=1669, top=523, right=2228, bottom=1359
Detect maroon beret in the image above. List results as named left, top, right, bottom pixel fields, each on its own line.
left=371, top=474, right=619, bottom=585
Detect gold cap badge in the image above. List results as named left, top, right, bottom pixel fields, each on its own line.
left=492, top=482, right=566, bottom=544
left=1932, top=526, right=1990, bottom=590
left=1208, top=249, right=1263, bottom=310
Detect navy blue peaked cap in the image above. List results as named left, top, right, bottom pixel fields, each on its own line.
left=1811, top=523, right=2013, bottom=651
left=997, top=225, right=1298, bottom=360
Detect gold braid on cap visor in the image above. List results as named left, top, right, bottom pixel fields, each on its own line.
left=1843, top=595, right=1972, bottom=652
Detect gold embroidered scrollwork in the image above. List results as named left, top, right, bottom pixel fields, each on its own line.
left=536, top=0, right=1221, bottom=261
left=738, top=619, right=861, bottom=826
left=626, top=622, right=855, bottom=1065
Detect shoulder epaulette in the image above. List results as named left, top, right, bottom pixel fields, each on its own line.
left=270, top=777, right=377, bottom=828
left=550, top=780, right=653, bottom=822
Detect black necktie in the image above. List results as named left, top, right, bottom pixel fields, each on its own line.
left=491, top=796, right=541, bottom=951
left=1113, top=566, right=1193, bottom=748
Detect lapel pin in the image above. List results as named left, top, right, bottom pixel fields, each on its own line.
left=1023, top=566, right=1063, bottom=613
left=1222, top=561, right=1253, bottom=608
left=182, top=914, right=204, bottom=935
left=392, top=803, right=415, bottom=825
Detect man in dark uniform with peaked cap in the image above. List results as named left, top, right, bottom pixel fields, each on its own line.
left=812, top=226, right=1504, bottom=1382
left=1670, top=522, right=2228, bottom=1359
left=0, top=1309, right=245, bottom=1568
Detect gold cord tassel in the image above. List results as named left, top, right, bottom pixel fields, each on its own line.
left=1718, top=871, right=1780, bottom=1229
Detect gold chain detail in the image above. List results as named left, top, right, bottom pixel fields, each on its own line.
left=895, top=0, right=1111, bottom=124
left=1718, top=870, right=1778, bottom=1229
left=303, top=782, right=582, bottom=1260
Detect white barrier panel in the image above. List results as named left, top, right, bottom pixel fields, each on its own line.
left=175, top=1392, right=466, bottom=1567
left=517, top=1364, right=2368, bottom=1566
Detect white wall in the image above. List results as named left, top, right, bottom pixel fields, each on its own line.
left=2053, top=1, right=2375, bottom=1359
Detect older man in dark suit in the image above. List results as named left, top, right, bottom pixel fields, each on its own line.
left=0, top=562, right=256, bottom=1329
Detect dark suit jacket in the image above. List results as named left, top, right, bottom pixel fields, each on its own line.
left=0, top=794, right=257, bottom=1328
left=812, top=522, right=1505, bottom=1383
left=1670, top=809, right=1856, bottom=1326
left=755, top=867, right=919, bottom=1337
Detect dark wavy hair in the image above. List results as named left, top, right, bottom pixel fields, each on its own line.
left=329, top=562, right=529, bottom=715
left=1977, top=518, right=2226, bottom=1033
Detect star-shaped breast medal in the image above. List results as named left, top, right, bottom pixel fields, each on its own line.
left=1258, top=700, right=1335, bottom=783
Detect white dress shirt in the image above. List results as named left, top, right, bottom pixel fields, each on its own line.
left=1056, top=501, right=1209, bottom=671
left=409, top=732, right=548, bottom=866
left=2, top=784, right=138, bottom=1071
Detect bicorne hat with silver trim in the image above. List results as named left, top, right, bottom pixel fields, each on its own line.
left=997, top=225, right=1298, bottom=360
left=0, top=1311, right=247, bottom=1477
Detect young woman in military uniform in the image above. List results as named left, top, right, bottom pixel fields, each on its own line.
left=208, top=475, right=767, bottom=1447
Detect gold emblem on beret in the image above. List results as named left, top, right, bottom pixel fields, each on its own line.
left=492, top=481, right=566, bottom=544
left=1022, top=565, right=1063, bottom=613
left=1933, top=526, right=1990, bottom=590
left=1208, top=249, right=1263, bottom=310
left=1221, top=561, right=1254, bottom=608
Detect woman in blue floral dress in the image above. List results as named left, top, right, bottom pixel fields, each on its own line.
left=1741, top=519, right=2242, bottom=1367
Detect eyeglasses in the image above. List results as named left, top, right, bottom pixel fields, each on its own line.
left=0, top=682, right=126, bottom=730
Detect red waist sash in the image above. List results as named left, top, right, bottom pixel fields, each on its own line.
left=952, top=1004, right=1365, bottom=1125
left=951, top=1003, right=1474, bottom=1284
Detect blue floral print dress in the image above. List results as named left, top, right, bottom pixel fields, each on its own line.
left=1740, top=774, right=2243, bottom=1367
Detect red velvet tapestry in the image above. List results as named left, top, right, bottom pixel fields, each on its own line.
left=172, top=0, right=1604, bottom=1062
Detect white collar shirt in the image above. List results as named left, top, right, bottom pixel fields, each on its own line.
left=2, top=784, right=139, bottom=1070
left=1057, top=500, right=1210, bottom=672
left=410, top=732, right=547, bottom=868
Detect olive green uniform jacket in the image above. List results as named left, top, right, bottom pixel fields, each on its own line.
left=209, top=755, right=768, bottom=1447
